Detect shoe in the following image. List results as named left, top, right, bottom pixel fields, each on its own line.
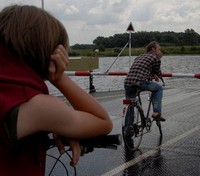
left=152, top=113, right=166, bottom=122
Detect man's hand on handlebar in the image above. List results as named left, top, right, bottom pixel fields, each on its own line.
left=152, top=74, right=165, bottom=86
left=153, top=75, right=160, bottom=82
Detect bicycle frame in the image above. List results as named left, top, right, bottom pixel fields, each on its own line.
left=137, top=91, right=162, bottom=132
left=134, top=91, right=149, bottom=132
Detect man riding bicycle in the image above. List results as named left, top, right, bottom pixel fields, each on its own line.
left=124, top=41, right=165, bottom=124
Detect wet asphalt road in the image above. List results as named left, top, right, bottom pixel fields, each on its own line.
left=46, top=84, right=200, bottom=176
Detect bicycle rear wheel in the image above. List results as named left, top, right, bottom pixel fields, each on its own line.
left=122, top=103, right=144, bottom=151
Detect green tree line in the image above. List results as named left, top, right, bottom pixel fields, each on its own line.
left=70, top=29, right=200, bottom=56
left=71, top=29, right=200, bottom=49
left=93, top=29, right=200, bottom=48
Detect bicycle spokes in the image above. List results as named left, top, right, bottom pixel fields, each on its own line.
left=122, top=104, right=144, bottom=151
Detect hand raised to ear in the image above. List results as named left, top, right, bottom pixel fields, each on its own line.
left=48, top=45, right=69, bottom=83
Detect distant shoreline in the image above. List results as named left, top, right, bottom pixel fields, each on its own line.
left=70, top=45, right=200, bottom=57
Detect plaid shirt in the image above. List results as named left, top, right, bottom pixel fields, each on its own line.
left=124, top=52, right=161, bottom=87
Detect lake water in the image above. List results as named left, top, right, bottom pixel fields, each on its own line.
left=47, top=55, right=200, bottom=96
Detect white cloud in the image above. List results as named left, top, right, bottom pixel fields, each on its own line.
left=64, top=5, right=79, bottom=15
left=0, top=0, right=200, bottom=44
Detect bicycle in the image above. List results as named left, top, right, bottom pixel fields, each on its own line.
left=122, top=84, right=163, bottom=151
left=46, top=134, right=122, bottom=176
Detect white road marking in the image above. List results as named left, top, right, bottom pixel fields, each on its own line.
left=102, top=125, right=200, bottom=176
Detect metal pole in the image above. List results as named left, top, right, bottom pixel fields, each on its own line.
left=89, top=73, right=96, bottom=93
left=41, top=0, right=44, bottom=9
left=126, top=22, right=134, bottom=68
left=129, top=32, right=131, bottom=67
left=105, top=42, right=129, bottom=73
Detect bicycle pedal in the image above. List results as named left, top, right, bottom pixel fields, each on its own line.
left=146, top=118, right=152, bottom=125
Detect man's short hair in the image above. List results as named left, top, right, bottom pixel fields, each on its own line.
left=146, top=41, right=159, bottom=52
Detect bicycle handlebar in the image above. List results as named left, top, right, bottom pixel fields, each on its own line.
left=160, top=76, right=165, bottom=86
left=47, top=134, right=122, bottom=154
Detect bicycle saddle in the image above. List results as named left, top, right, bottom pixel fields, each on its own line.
left=131, top=84, right=141, bottom=89
left=131, top=84, right=142, bottom=94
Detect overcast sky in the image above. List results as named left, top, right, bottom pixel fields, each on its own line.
left=0, top=0, right=200, bottom=45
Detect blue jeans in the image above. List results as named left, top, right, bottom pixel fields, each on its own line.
left=125, top=81, right=163, bottom=113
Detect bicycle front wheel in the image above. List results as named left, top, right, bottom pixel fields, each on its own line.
left=122, top=104, right=144, bottom=151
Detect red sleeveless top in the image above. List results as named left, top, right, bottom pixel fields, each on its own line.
left=0, top=45, right=49, bottom=176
